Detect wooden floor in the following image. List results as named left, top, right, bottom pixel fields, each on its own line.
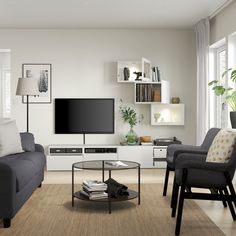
left=44, top=169, right=236, bottom=236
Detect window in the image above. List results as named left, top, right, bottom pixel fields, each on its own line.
left=0, top=50, right=11, bottom=118
left=209, top=42, right=227, bottom=128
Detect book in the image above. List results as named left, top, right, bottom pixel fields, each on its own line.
left=141, top=142, right=153, bottom=146
left=89, top=192, right=108, bottom=200
left=83, top=180, right=106, bottom=187
left=80, top=190, right=108, bottom=200
left=83, top=185, right=107, bottom=192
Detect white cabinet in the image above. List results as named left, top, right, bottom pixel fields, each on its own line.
left=134, top=80, right=170, bottom=104
left=46, top=145, right=167, bottom=170
left=153, top=146, right=167, bottom=168
left=151, top=104, right=185, bottom=126
left=117, top=58, right=151, bottom=83
left=118, top=146, right=153, bottom=168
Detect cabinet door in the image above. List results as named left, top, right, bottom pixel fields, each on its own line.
left=46, top=155, right=83, bottom=170
left=118, top=146, right=153, bottom=168
left=161, top=80, right=170, bottom=103
left=83, top=154, right=118, bottom=161
left=142, top=58, right=152, bottom=82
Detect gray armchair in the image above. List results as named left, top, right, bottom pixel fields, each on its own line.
left=163, top=128, right=220, bottom=197
left=172, top=148, right=236, bottom=235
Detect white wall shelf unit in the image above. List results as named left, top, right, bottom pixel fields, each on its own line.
left=117, top=57, right=152, bottom=83
left=151, top=104, right=185, bottom=126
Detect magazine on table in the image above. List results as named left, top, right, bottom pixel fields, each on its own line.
left=83, top=180, right=106, bottom=187
left=105, top=161, right=128, bottom=167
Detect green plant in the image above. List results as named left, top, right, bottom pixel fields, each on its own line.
left=208, top=68, right=236, bottom=110
left=119, top=105, right=138, bottom=128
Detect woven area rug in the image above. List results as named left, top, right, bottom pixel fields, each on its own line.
left=0, top=184, right=224, bottom=236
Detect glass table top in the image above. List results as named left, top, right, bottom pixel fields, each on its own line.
left=73, top=160, right=140, bottom=170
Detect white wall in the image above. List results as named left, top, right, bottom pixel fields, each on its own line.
left=0, top=29, right=196, bottom=147
left=210, top=0, right=236, bottom=44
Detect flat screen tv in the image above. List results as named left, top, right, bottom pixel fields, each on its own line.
left=55, top=98, right=114, bottom=134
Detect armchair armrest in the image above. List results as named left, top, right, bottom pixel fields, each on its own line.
left=170, top=146, right=207, bottom=165
left=35, top=144, right=44, bottom=153
left=175, top=153, right=229, bottom=173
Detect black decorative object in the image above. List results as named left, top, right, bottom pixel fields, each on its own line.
left=230, top=111, right=236, bottom=128
left=123, top=67, right=130, bottom=81
left=133, top=71, right=142, bottom=81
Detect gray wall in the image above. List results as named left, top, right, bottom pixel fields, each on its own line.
left=0, top=29, right=196, bottom=146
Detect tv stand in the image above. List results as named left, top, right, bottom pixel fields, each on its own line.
left=46, top=144, right=167, bottom=170
left=83, top=134, right=86, bottom=145
left=47, top=144, right=118, bottom=170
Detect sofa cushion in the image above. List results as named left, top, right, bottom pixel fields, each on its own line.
left=0, top=119, right=23, bottom=157
left=206, top=129, right=236, bottom=163
left=20, top=133, right=35, bottom=152
left=0, top=151, right=45, bottom=192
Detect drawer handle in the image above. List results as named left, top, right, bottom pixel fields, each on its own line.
left=56, top=150, right=61, bottom=152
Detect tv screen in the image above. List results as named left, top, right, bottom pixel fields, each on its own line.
left=55, top=98, right=114, bottom=134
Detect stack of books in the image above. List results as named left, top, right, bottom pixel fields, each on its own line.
left=80, top=180, right=108, bottom=200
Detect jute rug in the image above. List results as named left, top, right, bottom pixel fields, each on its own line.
left=0, top=184, right=224, bottom=236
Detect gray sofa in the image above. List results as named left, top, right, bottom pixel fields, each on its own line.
left=0, top=133, right=46, bottom=228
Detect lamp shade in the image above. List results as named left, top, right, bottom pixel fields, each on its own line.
left=16, top=78, right=39, bottom=96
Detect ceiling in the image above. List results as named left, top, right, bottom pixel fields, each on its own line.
left=0, top=0, right=230, bottom=29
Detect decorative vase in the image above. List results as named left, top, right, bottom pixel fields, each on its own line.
left=171, top=97, right=180, bottom=104
left=230, top=111, right=236, bottom=128
left=123, top=67, right=130, bottom=81
left=126, top=127, right=138, bottom=145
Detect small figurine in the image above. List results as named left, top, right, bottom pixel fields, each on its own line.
left=133, top=71, right=143, bottom=80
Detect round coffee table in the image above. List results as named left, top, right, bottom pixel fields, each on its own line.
left=72, top=160, right=140, bottom=213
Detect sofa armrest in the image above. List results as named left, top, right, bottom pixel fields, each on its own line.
left=35, top=144, right=44, bottom=153
left=0, top=163, right=16, bottom=218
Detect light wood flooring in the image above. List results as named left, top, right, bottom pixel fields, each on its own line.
left=44, top=169, right=236, bottom=236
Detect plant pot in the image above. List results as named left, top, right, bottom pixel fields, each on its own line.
left=126, top=128, right=138, bottom=145
left=230, top=111, right=236, bottom=128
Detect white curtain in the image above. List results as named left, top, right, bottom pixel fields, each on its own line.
left=194, top=19, right=210, bottom=145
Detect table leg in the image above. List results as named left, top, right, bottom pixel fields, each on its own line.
left=108, top=169, right=111, bottom=214
left=72, top=165, right=74, bottom=207
left=102, top=160, right=105, bottom=182
left=138, top=166, right=140, bottom=205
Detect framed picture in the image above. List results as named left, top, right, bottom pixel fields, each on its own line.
left=22, top=63, right=52, bottom=104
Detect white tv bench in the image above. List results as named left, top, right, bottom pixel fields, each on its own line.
left=47, top=144, right=167, bottom=170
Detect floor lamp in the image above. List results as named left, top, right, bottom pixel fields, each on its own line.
left=16, top=78, right=39, bottom=132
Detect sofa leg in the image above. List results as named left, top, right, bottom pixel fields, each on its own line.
left=3, top=218, right=11, bottom=228
left=38, top=183, right=42, bottom=188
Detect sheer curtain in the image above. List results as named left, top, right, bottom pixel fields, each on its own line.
left=195, top=19, right=210, bottom=145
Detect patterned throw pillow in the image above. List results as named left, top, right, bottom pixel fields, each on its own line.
left=206, top=129, right=236, bottom=163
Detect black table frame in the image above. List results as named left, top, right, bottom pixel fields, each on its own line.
left=72, top=160, right=140, bottom=213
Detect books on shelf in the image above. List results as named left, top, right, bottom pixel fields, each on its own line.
left=136, top=84, right=161, bottom=102
left=81, top=180, right=108, bottom=199
left=152, top=66, right=161, bottom=82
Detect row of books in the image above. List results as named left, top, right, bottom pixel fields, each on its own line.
left=136, top=84, right=161, bottom=102
left=152, top=67, right=161, bottom=82
left=80, top=180, right=108, bottom=200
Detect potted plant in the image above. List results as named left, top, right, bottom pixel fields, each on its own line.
left=119, top=103, right=139, bottom=145
left=208, top=68, right=236, bottom=128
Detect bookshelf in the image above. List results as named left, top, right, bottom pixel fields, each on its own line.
left=134, top=80, right=169, bottom=104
